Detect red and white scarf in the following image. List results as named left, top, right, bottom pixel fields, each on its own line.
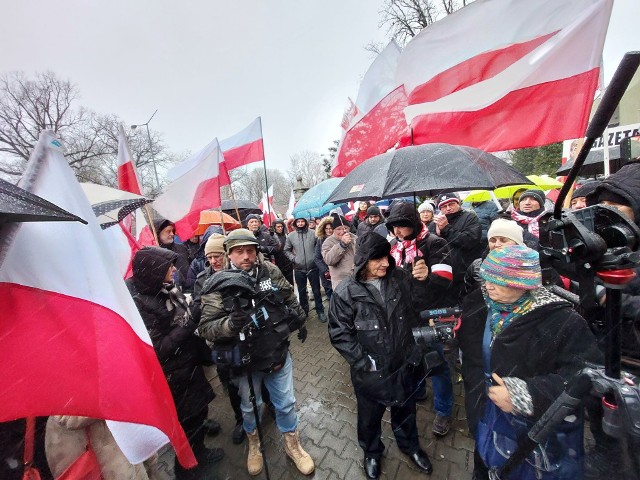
left=511, top=209, right=545, bottom=238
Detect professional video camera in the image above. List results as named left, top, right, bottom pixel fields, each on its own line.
left=412, top=306, right=462, bottom=347
left=488, top=52, right=640, bottom=480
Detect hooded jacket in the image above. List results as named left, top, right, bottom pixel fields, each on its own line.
left=328, top=232, right=423, bottom=406
left=284, top=218, right=318, bottom=271
left=152, top=217, right=190, bottom=287
left=272, top=219, right=294, bottom=279
left=314, top=217, right=333, bottom=275
left=126, top=247, right=214, bottom=420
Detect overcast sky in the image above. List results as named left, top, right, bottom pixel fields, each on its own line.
left=1, top=0, right=638, bottom=175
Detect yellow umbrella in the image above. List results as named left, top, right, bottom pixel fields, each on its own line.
left=463, top=175, right=563, bottom=203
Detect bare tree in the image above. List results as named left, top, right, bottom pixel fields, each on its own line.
left=229, top=166, right=290, bottom=213
left=0, top=71, right=175, bottom=195
left=286, top=150, right=326, bottom=189
left=379, top=0, right=472, bottom=44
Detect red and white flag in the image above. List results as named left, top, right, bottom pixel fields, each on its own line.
left=154, top=138, right=223, bottom=240
left=332, top=40, right=408, bottom=177
left=340, top=98, right=360, bottom=132
left=167, top=117, right=264, bottom=182
left=0, top=131, right=196, bottom=468
left=285, top=190, right=296, bottom=219
left=117, top=125, right=143, bottom=195
left=258, top=186, right=276, bottom=226
left=396, top=0, right=613, bottom=152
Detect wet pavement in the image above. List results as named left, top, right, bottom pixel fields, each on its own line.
left=160, top=296, right=475, bottom=480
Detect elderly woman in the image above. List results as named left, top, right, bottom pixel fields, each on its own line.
left=457, top=245, right=601, bottom=479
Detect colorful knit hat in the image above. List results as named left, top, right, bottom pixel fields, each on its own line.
left=479, top=245, right=541, bottom=290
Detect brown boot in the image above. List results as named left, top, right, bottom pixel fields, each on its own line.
left=246, top=430, right=263, bottom=476
left=283, top=430, right=315, bottom=475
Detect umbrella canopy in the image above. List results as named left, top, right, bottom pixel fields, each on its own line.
left=220, top=199, right=262, bottom=223
left=556, top=146, right=627, bottom=176
left=80, top=183, right=152, bottom=228
left=0, top=178, right=87, bottom=224
left=327, top=144, right=532, bottom=204
left=194, top=210, right=241, bottom=235
left=292, top=178, right=343, bottom=219
left=463, top=175, right=563, bottom=203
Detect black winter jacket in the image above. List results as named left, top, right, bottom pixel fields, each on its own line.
left=457, top=287, right=601, bottom=434
left=127, top=247, right=214, bottom=420
left=436, top=209, right=482, bottom=282
left=328, top=233, right=423, bottom=406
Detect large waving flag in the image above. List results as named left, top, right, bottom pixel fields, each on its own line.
left=154, top=138, right=223, bottom=239
left=332, top=40, right=408, bottom=177
left=396, top=0, right=613, bottom=152
left=0, top=131, right=196, bottom=468
left=167, top=117, right=264, bottom=182
left=117, top=125, right=143, bottom=195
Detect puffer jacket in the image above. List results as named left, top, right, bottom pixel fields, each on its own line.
left=284, top=218, right=318, bottom=271
left=198, top=255, right=307, bottom=372
left=126, top=247, right=213, bottom=420
left=328, top=232, right=423, bottom=406
left=314, top=217, right=333, bottom=276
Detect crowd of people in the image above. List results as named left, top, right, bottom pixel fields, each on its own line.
left=11, top=161, right=640, bottom=480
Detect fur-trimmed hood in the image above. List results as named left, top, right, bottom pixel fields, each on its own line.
left=316, top=216, right=334, bottom=240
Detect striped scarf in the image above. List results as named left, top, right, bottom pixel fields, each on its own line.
left=510, top=209, right=545, bottom=238
left=485, top=291, right=534, bottom=336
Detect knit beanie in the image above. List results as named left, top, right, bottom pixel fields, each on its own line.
left=519, top=190, right=545, bottom=208
left=418, top=201, right=434, bottom=213
left=366, top=206, right=381, bottom=217
left=480, top=245, right=541, bottom=290
left=204, top=233, right=226, bottom=256
left=571, top=181, right=600, bottom=201
left=486, top=219, right=524, bottom=245
left=436, top=192, right=460, bottom=209
left=331, top=213, right=351, bottom=229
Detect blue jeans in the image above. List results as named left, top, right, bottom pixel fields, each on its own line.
left=294, top=268, right=324, bottom=314
left=236, top=352, right=298, bottom=433
left=417, top=344, right=454, bottom=417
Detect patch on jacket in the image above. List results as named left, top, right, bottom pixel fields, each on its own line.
left=258, top=278, right=273, bottom=292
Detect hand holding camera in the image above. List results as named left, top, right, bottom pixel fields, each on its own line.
left=228, top=310, right=253, bottom=333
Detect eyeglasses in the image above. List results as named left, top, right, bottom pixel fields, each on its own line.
left=206, top=253, right=224, bottom=262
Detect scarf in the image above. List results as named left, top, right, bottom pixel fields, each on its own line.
left=484, top=291, right=534, bottom=336
left=161, top=283, right=193, bottom=327
left=390, top=238, right=423, bottom=268
left=510, top=208, right=545, bottom=238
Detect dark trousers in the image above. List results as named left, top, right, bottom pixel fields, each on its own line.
left=355, top=392, right=420, bottom=460
left=218, top=366, right=243, bottom=424
left=294, top=268, right=324, bottom=314
left=174, top=409, right=208, bottom=479
left=321, top=273, right=333, bottom=301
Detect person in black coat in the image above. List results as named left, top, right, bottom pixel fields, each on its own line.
left=126, top=246, right=223, bottom=478
left=432, top=193, right=483, bottom=302
left=272, top=219, right=294, bottom=284
left=152, top=217, right=191, bottom=288
left=244, top=214, right=281, bottom=262
left=457, top=245, right=601, bottom=480
left=328, top=232, right=433, bottom=479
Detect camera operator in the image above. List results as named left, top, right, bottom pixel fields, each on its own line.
left=457, top=245, right=601, bottom=480
left=328, top=232, right=433, bottom=479
left=198, top=229, right=314, bottom=477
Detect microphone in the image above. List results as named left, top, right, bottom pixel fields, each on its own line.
left=419, top=307, right=463, bottom=321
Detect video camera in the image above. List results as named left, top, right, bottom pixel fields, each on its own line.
left=412, top=306, right=462, bottom=347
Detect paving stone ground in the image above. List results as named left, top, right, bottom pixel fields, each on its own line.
left=158, top=295, right=475, bottom=480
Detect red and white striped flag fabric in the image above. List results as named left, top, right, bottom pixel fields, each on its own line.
left=154, top=138, right=223, bottom=240
left=0, top=131, right=196, bottom=468
left=117, top=125, right=143, bottom=195
left=332, top=40, right=408, bottom=177
left=258, top=186, right=276, bottom=227
left=396, top=0, right=613, bottom=152
left=340, top=98, right=360, bottom=132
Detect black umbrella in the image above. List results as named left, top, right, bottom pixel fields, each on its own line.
left=327, top=144, right=532, bottom=203
left=80, top=183, right=152, bottom=229
left=556, top=146, right=627, bottom=176
left=0, top=178, right=86, bottom=224
left=220, top=199, right=262, bottom=223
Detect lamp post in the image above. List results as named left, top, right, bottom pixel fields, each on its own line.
left=131, top=109, right=160, bottom=189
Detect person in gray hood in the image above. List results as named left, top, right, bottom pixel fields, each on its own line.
left=284, top=215, right=327, bottom=322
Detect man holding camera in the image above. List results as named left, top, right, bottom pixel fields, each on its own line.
left=198, top=228, right=314, bottom=476
left=328, top=232, right=433, bottom=479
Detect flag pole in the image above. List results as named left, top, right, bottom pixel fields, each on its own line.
left=227, top=182, right=242, bottom=224
left=258, top=117, right=272, bottom=225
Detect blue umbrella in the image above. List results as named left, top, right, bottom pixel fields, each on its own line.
left=292, top=178, right=343, bottom=219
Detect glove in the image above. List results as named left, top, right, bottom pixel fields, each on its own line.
left=297, top=326, right=308, bottom=343
left=324, top=271, right=331, bottom=280
left=228, top=310, right=252, bottom=332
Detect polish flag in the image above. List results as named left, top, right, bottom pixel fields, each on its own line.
left=117, top=125, right=143, bottom=195
left=258, top=186, right=276, bottom=226
left=153, top=138, right=223, bottom=240
left=0, top=131, right=195, bottom=468
left=285, top=190, right=296, bottom=219
left=340, top=98, right=360, bottom=132
left=167, top=117, right=264, bottom=182
left=332, top=40, right=408, bottom=177
left=396, top=0, right=613, bottom=152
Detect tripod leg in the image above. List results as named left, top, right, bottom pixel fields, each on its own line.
left=247, top=370, right=270, bottom=480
